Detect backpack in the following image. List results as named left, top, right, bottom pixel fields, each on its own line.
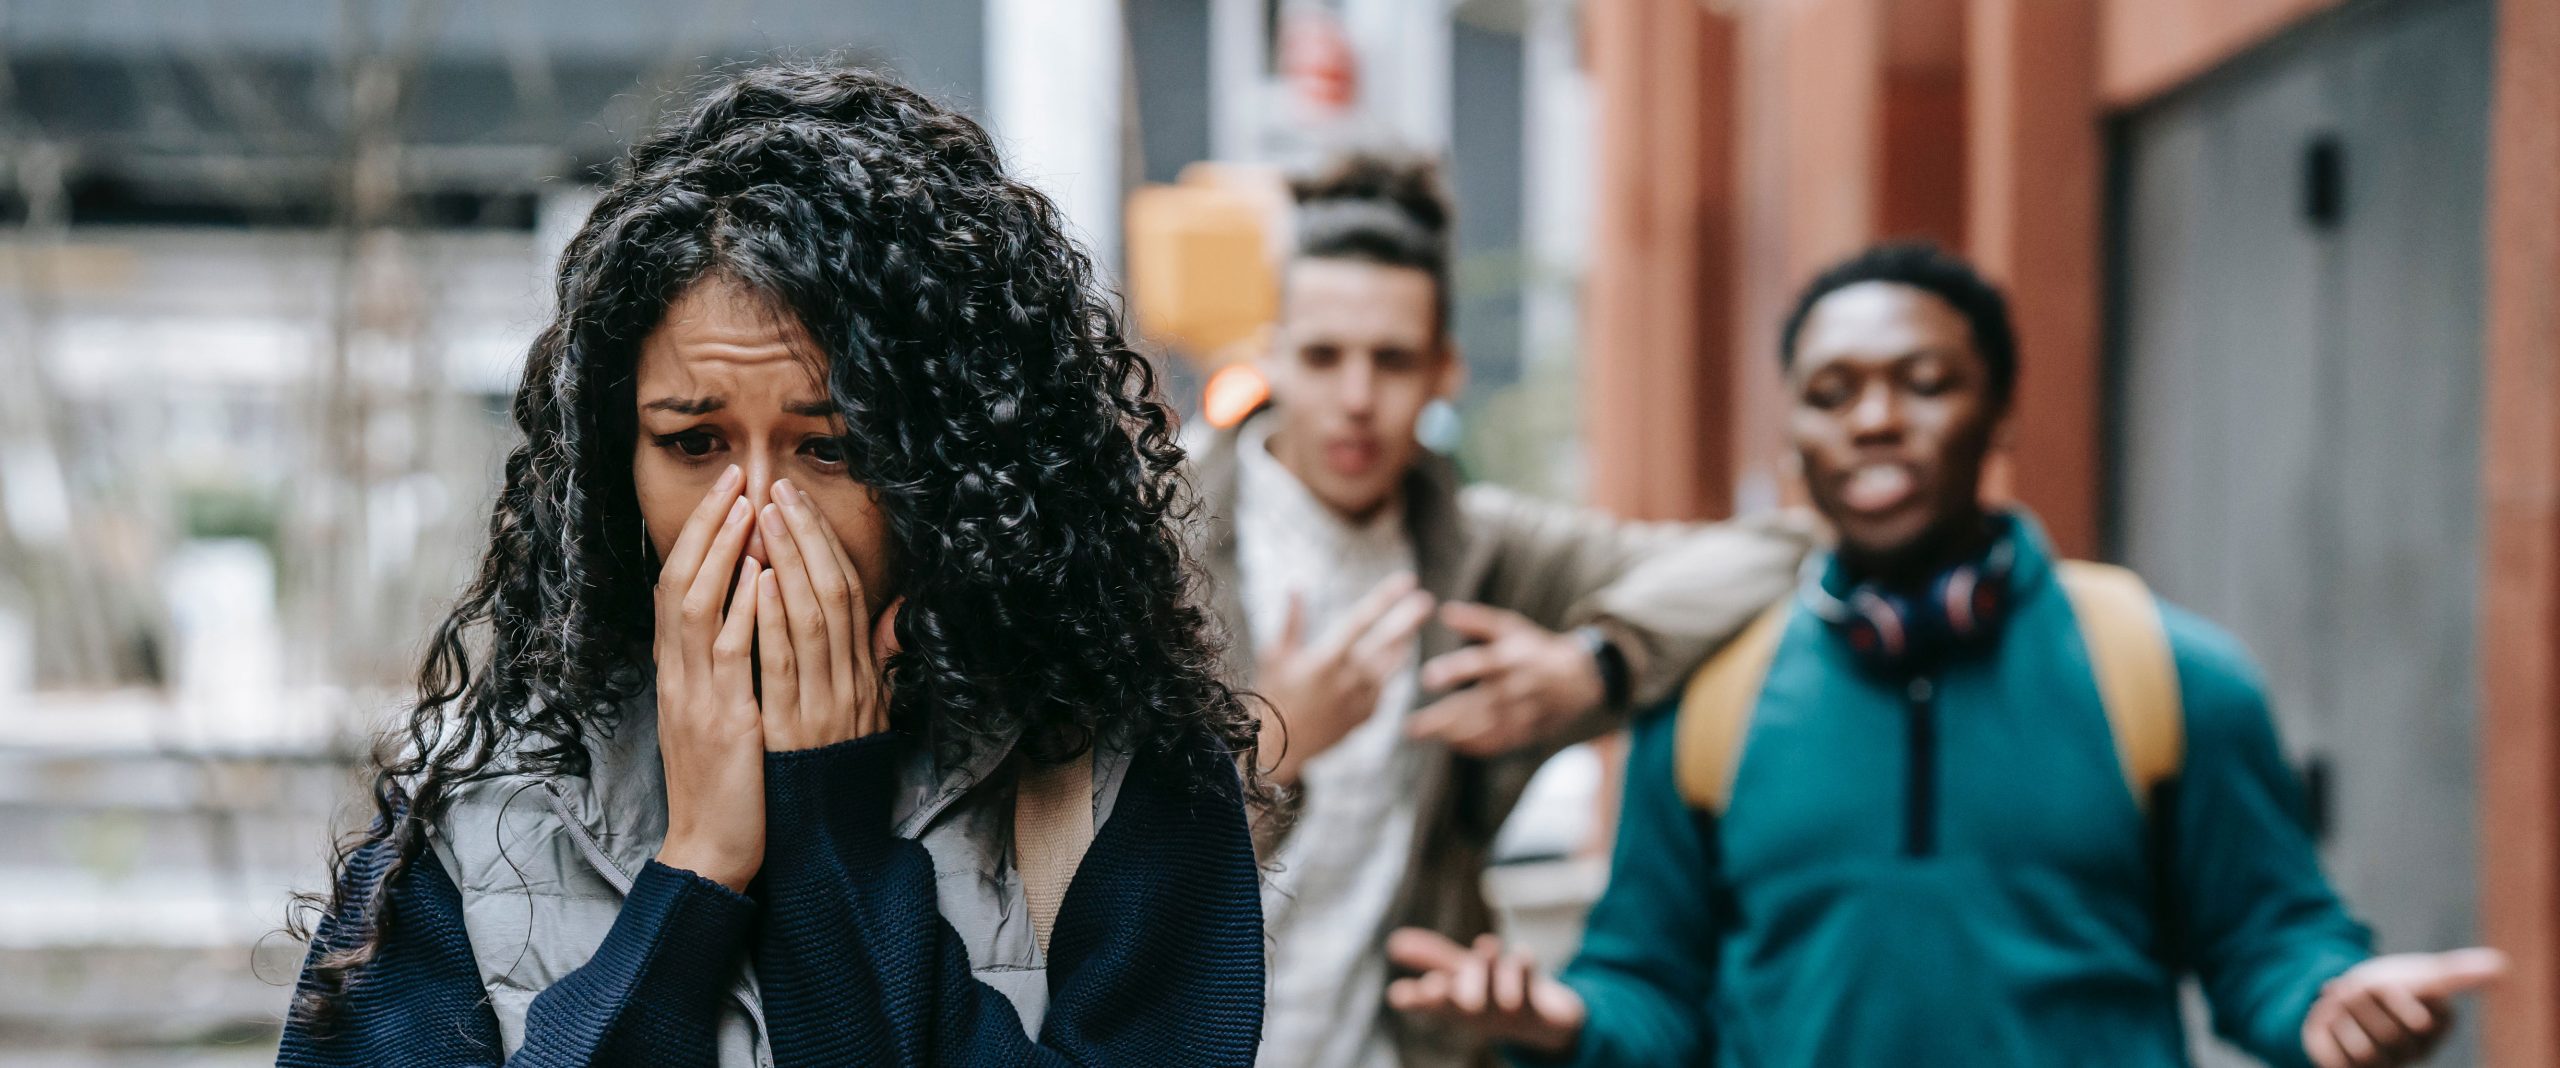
left=1673, top=560, right=2185, bottom=819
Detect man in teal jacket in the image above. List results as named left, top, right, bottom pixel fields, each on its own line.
left=1384, top=243, right=2504, bottom=1068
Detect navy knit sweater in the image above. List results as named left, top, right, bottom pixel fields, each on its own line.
left=277, top=732, right=1264, bottom=1066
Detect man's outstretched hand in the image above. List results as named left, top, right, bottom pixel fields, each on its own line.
left=1385, top=928, right=1587, bottom=1058
left=2303, top=947, right=2507, bottom=1068
left=1407, top=602, right=1611, bottom=756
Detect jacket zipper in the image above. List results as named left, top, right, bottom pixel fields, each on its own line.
left=543, top=783, right=774, bottom=1066
left=1903, top=676, right=1937, bottom=858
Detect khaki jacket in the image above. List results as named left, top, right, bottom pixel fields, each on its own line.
left=1186, top=416, right=1813, bottom=1066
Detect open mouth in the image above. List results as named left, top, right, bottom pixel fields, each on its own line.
left=1840, top=462, right=1918, bottom=515
left=1324, top=437, right=1382, bottom=476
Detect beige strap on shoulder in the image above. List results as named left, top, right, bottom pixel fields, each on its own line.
left=1013, top=751, right=1095, bottom=956
left=2056, top=561, right=2185, bottom=810
left=1674, top=603, right=1792, bottom=815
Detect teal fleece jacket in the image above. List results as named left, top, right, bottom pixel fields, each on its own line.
left=1536, top=516, right=2371, bottom=1068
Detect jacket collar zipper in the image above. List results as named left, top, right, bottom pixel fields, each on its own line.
left=1903, top=675, right=1938, bottom=858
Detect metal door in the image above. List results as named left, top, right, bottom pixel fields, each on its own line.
left=2110, top=0, right=2492, bottom=1061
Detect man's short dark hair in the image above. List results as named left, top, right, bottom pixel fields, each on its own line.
left=1289, top=151, right=1453, bottom=336
left=1777, top=242, right=2018, bottom=408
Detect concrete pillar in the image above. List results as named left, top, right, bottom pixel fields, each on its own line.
left=1582, top=0, right=1739, bottom=521
left=2477, top=0, right=2560, bottom=1060
left=1966, top=0, right=2101, bottom=559
left=985, top=0, right=1126, bottom=263
left=1342, top=0, right=1453, bottom=151
left=1208, top=0, right=1266, bottom=162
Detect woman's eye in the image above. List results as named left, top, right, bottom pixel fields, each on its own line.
left=802, top=438, right=848, bottom=468
left=652, top=431, right=720, bottom=459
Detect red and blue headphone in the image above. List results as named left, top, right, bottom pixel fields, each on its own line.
left=1800, top=531, right=2018, bottom=675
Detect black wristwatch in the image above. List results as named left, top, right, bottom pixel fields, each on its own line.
left=1574, top=624, right=1633, bottom=711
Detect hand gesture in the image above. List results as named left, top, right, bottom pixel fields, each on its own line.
left=752, top=477, right=898, bottom=752
left=651, top=465, right=770, bottom=891
left=1405, top=603, right=1607, bottom=756
left=1255, top=573, right=1435, bottom=785
left=2304, top=947, right=2507, bottom=1068
left=1384, top=928, right=1586, bottom=1058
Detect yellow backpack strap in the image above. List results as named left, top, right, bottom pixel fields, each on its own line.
left=1674, top=603, right=1793, bottom=816
left=1014, top=750, right=1095, bottom=956
left=2056, top=561, right=2185, bottom=810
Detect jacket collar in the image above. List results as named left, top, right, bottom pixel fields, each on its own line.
left=1800, top=508, right=2059, bottom=619
left=1190, top=411, right=1474, bottom=629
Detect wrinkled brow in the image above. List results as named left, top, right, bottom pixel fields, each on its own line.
left=642, top=396, right=837, bottom=418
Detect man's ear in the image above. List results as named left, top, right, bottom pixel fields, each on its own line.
left=1435, top=342, right=1468, bottom=398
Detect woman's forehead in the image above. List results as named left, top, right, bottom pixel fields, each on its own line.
left=637, top=281, right=830, bottom=407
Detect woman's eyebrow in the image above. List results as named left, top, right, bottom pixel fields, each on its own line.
left=643, top=396, right=723, bottom=415
left=641, top=396, right=835, bottom=418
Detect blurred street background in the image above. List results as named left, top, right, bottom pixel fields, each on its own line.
left=0, top=0, right=2553, bottom=1063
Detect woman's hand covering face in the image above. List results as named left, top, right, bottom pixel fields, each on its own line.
left=754, top=476, right=900, bottom=751
left=649, top=464, right=772, bottom=892
left=634, top=278, right=903, bottom=890
left=649, top=467, right=901, bottom=892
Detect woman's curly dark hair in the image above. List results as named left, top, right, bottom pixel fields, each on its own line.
left=289, top=62, right=1258, bottom=1027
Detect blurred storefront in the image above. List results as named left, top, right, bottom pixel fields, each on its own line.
left=1572, top=0, right=2554, bottom=1064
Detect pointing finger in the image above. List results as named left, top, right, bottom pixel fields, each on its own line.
left=1386, top=927, right=1472, bottom=973
left=1385, top=977, right=1434, bottom=1013
left=1406, top=689, right=1495, bottom=745
left=2416, top=948, right=2510, bottom=998
left=1321, top=573, right=1420, bottom=656
left=1353, top=591, right=1435, bottom=667
left=1438, top=600, right=1524, bottom=642
left=1265, top=590, right=1307, bottom=657
left=1420, top=645, right=1501, bottom=693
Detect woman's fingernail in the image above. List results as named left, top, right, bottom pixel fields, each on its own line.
left=727, top=498, right=749, bottom=524
left=721, top=465, right=743, bottom=490
left=776, top=479, right=800, bottom=507
left=761, top=503, right=785, bottom=532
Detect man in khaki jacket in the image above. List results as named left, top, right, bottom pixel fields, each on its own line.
left=1203, top=151, right=1809, bottom=1068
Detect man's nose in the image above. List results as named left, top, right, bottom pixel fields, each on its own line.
left=1340, top=357, right=1378, bottom=415
left=1846, top=381, right=1901, bottom=439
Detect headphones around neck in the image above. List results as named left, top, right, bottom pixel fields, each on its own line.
left=1800, top=537, right=2018, bottom=676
